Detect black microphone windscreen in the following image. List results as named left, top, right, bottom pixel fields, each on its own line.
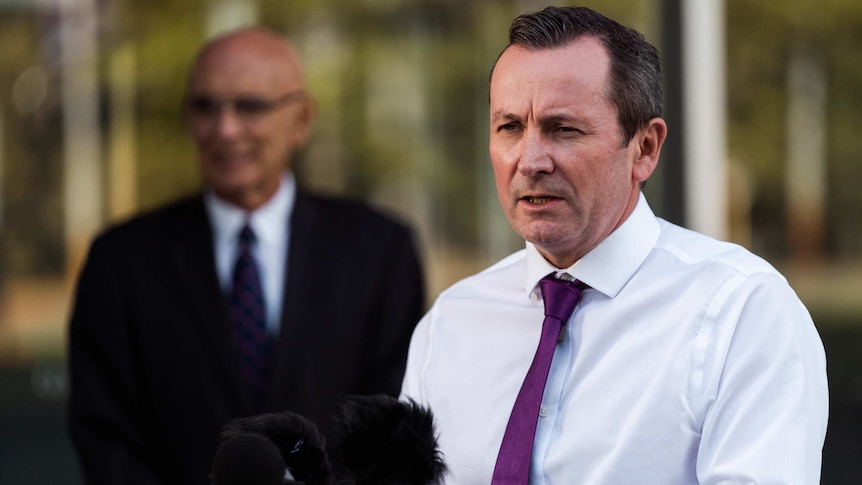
left=330, top=395, right=447, bottom=484
left=220, top=411, right=333, bottom=484
left=212, top=432, right=285, bottom=485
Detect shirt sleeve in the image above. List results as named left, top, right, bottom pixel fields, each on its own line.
left=400, top=308, right=435, bottom=403
left=695, top=271, right=828, bottom=484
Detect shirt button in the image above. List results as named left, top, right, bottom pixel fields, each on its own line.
left=539, top=407, right=549, bottom=418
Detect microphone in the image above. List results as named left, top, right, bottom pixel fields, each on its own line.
left=212, top=396, right=446, bottom=484
left=211, top=432, right=287, bottom=485
left=329, top=395, right=447, bottom=484
left=216, top=411, right=333, bottom=485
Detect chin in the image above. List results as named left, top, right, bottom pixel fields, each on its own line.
left=209, top=166, right=258, bottom=187
left=211, top=178, right=258, bottom=199
left=520, top=220, right=581, bottom=255
left=515, top=215, right=560, bottom=238
left=520, top=228, right=564, bottom=251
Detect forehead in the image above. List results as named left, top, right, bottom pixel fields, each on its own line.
left=188, top=33, right=303, bottom=95
left=490, top=37, right=612, bottom=116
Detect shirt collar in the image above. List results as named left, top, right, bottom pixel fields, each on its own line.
left=524, top=192, right=660, bottom=299
left=204, top=171, right=296, bottom=247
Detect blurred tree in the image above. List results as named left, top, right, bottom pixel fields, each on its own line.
left=726, top=0, right=862, bottom=258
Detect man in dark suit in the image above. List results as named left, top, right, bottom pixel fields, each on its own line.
left=67, top=27, right=425, bottom=484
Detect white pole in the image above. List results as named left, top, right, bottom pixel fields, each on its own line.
left=785, top=49, right=826, bottom=258
left=682, top=0, right=727, bottom=239
left=59, top=0, right=103, bottom=278
left=0, top=104, right=4, bottom=232
left=207, top=0, right=259, bottom=37
left=108, top=44, right=138, bottom=222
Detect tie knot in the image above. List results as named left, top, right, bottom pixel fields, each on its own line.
left=238, top=224, right=256, bottom=246
left=539, top=274, right=586, bottom=322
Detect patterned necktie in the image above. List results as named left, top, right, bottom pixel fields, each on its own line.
left=228, top=224, right=270, bottom=405
left=491, top=273, right=587, bottom=484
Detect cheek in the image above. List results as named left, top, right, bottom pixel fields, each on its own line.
left=188, top=129, right=212, bottom=152
left=588, top=159, right=634, bottom=216
left=490, top=158, right=514, bottom=198
left=593, top=148, right=631, bottom=183
left=251, top=127, right=281, bottom=152
left=490, top=140, right=518, bottom=173
left=256, top=127, right=297, bottom=169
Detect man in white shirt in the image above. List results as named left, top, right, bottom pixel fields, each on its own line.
left=401, top=6, right=827, bottom=484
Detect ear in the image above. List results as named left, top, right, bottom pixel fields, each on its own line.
left=632, top=117, right=667, bottom=184
left=292, top=97, right=316, bottom=147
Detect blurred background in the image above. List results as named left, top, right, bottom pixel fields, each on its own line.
left=0, top=0, right=860, bottom=482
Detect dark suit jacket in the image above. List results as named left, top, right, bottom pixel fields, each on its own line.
left=67, top=190, right=425, bottom=484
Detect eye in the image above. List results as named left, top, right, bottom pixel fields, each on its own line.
left=497, top=122, right=521, bottom=133
left=553, top=124, right=583, bottom=136
left=185, top=96, right=221, bottom=115
left=234, top=97, right=275, bottom=116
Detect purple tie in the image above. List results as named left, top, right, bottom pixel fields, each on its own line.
left=491, top=273, right=586, bottom=484
left=229, top=224, right=270, bottom=404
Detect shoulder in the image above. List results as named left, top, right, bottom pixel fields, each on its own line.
left=654, top=218, right=783, bottom=280
left=89, top=195, right=205, bottom=255
left=435, top=249, right=527, bottom=303
left=649, top=219, right=810, bottom=327
left=294, top=190, right=415, bottom=239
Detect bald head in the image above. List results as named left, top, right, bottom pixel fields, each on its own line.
left=188, top=27, right=306, bottom=94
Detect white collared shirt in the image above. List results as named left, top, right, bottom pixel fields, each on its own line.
left=401, top=193, right=828, bottom=484
left=205, top=172, right=296, bottom=335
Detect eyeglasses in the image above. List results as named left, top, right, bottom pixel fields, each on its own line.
left=183, top=90, right=306, bottom=122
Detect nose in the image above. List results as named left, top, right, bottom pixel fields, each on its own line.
left=516, top=129, right=554, bottom=177
left=211, top=107, right=244, bottom=138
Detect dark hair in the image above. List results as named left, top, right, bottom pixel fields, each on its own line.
left=494, top=6, right=662, bottom=145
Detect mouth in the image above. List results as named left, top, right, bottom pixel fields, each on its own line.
left=211, top=150, right=253, bottom=165
left=524, top=196, right=558, bottom=204
left=521, top=194, right=563, bottom=205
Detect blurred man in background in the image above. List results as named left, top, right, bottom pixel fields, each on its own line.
left=69, top=27, right=424, bottom=484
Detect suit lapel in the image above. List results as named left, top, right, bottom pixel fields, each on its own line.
left=169, top=197, right=253, bottom=412
left=266, top=192, right=329, bottom=406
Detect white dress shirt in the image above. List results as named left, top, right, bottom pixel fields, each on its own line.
left=401, top=193, right=828, bottom=484
left=205, top=172, right=295, bottom=336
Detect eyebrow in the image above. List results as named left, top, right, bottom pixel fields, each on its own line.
left=491, top=110, right=588, bottom=127
left=490, top=111, right=520, bottom=123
